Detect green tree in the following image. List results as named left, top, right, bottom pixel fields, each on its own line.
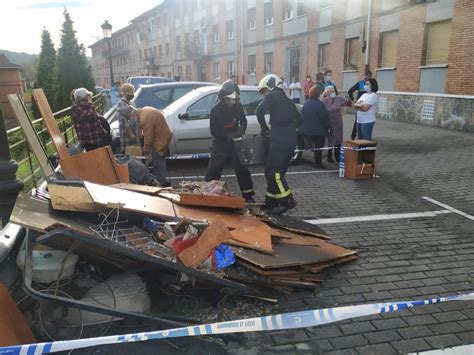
left=34, top=28, right=56, bottom=115
left=56, top=9, right=95, bottom=109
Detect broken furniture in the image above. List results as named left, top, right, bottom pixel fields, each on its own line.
left=343, top=139, right=377, bottom=180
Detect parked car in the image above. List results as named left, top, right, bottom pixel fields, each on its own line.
left=133, top=81, right=217, bottom=109
left=126, top=76, right=174, bottom=90
left=108, top=85, right=303, bottom=162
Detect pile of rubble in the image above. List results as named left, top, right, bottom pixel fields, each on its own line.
left=2, top=89, right=358, bottom=345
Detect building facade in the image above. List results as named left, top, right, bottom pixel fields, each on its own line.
left=90, top=0, right=474, bottom=96
left=0, top=54, right=24, bottom=121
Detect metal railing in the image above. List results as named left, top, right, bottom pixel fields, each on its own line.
left=6, top=94, right=106, bottom=191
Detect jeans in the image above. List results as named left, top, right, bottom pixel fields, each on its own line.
left=151, top=148, right=167, bottom=183
left=357, top=122, right=375, bottom=140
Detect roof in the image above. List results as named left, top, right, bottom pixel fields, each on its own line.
left=0, top=61, right=22, bottom=70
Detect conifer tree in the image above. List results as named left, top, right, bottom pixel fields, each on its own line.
left=34, top=28, right=56, bottom=115
left=56, top=9, right=95, bottom=108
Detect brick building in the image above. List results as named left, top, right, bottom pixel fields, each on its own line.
left=0, top=54, right=24, bottom=121
left=90, top=0, right=474, bottom=96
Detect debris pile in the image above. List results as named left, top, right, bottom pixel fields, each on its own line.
left=3, top=90, right=358, bottom=345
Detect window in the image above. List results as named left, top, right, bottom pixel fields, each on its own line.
left=380, top=31, right=398, bottom=67
left=214, top=62, right=221, bottom=79
left=344, top=37, right=359, bottom=70
left=194, top=30, right=201, bottom=45
left=425, top=20, right=451, bottom=65
left=144, top=48, right=148, bottom=59
left=153, top=89, right=172, bottom=105
left=264, top=2, right=273, bottom=26
left=159, top=45, right=163, bottom=57
left=167, top=72, right=171, bottom=78
left=284, top=0, right=293, bottom=20
left=264, top=52, right=273, bottom=73
left=172, top=86, right=193, bottom=101
left=166, top=43, right=170, bottom=56
left=176, top=35, right=181, bottom=51
left=240, top=91, right=263, bottom=115
left=248, top=8, right=256, bottom=30
left=139, top=50, right=142, bottom=61
left=157, top=16, right=161, bottom=28
left=226, top=20, right=234, bottom=40
left=297, top=0, right=307, bottom=16
left=186, top=93, right=218, bottom=120
left=248, top=54, right=256, bottom=74
left=178, top=66, right=183, bottom=77
left=227, top=61, right=235, bottom=76
left=186, top=65, right=192, bottom=79
left=185, top=32, right=190, bottom=44
left=163, top=13, right=168, bottom=26
left=318, top=43, right=329, bottom=70
left=213, top=24, right=220, bottom=43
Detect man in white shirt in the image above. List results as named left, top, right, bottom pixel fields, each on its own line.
left=288, top=77, right=302, bottom=104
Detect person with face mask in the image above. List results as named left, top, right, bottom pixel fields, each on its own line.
left=353, top=78, right=379, bottom=140
left=348, top=70, right=373, bottom=139
left=323, top=70, right=338, bottom=95
left=288, top=76, right=302, bottom=104
left=205, top=80, right=255, bottom=202
left=116, top=83, right=140, bottom=154
left=256, top=74, right=301, bottom=215
left=321, top=86, right=351, bottom=163
left=304, top=75, right=314, bottom=101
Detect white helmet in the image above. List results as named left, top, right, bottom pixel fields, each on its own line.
left=257, top=74, right=283, bottom=93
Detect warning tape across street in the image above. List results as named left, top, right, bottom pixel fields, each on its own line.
left=1, top=291, right=473, bottom=355
left=165, top=146, right=376, bottom=160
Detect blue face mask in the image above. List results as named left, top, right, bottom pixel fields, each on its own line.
left=329, top=93, right=336, bottom=98
left=364, top=84, right=371, bottom=92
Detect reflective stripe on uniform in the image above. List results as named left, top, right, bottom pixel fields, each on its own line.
left=274, top=173, right=292, bottom=199
left=241, top=189, right=254, bottom=194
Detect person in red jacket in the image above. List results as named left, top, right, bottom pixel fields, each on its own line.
left=304, top=74, right=314, bottom=101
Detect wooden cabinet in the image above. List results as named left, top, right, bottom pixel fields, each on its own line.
left=343, top=139, right=376, bottom=180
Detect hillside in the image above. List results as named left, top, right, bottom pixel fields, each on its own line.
left=0, top=49, right=38, bottom=83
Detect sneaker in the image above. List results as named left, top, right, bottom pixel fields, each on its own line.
left=160, top=181, right=172, bottom=188
left=269, top=199, right=297, bottom=215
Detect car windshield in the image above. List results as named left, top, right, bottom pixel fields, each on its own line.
left=163, top=88, right=210, bottom=114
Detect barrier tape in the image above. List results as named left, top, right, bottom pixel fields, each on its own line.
left=2, top=291, right=472, bottom=354
left=165, top=146, right=376, bottom=160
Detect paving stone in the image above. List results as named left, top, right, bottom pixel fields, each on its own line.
left=457, top=331, right=474, bottom=343
left=429, top=321, right=466, bottom=335
left=425, top=334, right=463, bottom=349
left=340, top=321, right=376, bottom=335
left=363, top=330, right=401, bottom=344
left=397, top=325, right=434, bottom=339
left=356, top=343, right=397, bottom=355
left=391, top=338, right=432, bottom=353
left=404, top=315, right=438, bottom=327
left=371, top=318, right=408, bottom=331
left=432, top=311, right=468, bottom=323
left=306, top=326, right=342, bottom=340
left=272, top=330, right=308, bottom=345
left=329, top=334, right=368, bottom=349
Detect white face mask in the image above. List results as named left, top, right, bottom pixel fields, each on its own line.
left=329, top=92, right=336, bottom=98
left=325, top=75, right=332, bottom=82
left=364, top=84, right=371, bottom=93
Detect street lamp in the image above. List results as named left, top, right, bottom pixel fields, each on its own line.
left=101, top=20, right=114, bottom=87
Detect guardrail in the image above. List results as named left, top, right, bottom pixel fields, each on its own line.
left=6, top=94, right=106, bottom=191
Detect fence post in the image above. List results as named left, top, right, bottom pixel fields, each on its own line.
left=0, top=109, right=23, bottom=228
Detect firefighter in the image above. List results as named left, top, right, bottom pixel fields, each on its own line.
left=256, top=74, right=301, bottom=214
left=205, top=80, right=255, bottom=202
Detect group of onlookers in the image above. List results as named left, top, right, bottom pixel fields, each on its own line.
left=294, top=70, right=378, bottom=168
left=70, top=83, right=172, bottom=187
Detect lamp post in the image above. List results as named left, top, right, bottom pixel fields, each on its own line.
left=101, top=20, right=114, bottom=87
left=0, top=110, right=23, bottom=228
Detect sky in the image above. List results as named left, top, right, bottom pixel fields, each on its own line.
left=0, top=0, right=160, bottom=56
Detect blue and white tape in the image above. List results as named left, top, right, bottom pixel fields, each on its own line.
left=1, top=291, right=472, bottom=354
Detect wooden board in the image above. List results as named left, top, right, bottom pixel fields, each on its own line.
left=0, top=284, right=36, bottom=346
left=259, top=214, right=330, bottom=240
left=84, top=181, right=177, bottom=220
left=235, top=259, right=304, bottom=276
left=32, top=89, right=70, bottom=159
left=60, top=146, right=129, bottom=185
left=302, top=255, right=358, bottom=273
left=178, top=193, right=245, bottom=209
left=177, top=216, right=232, bottom=267
left=8, top=94, right=55, bottom=177
left=48, top=183, right=101, bottom=213
left=10, top=193, right=95, bottom=236
left=230, top=223, right=273, bottom=253
left=111, top=183, right=165, bottom=195
left=271, top=228, right=325, bottom=247
left=234, top=243, right=356, bottom=269
left=226, top=239, right=274, bottom=255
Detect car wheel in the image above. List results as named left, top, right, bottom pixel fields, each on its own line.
left=290, top=134, right=304, bottom=165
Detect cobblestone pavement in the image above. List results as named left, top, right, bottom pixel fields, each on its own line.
left=166, top=116, right=474, bottom=354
